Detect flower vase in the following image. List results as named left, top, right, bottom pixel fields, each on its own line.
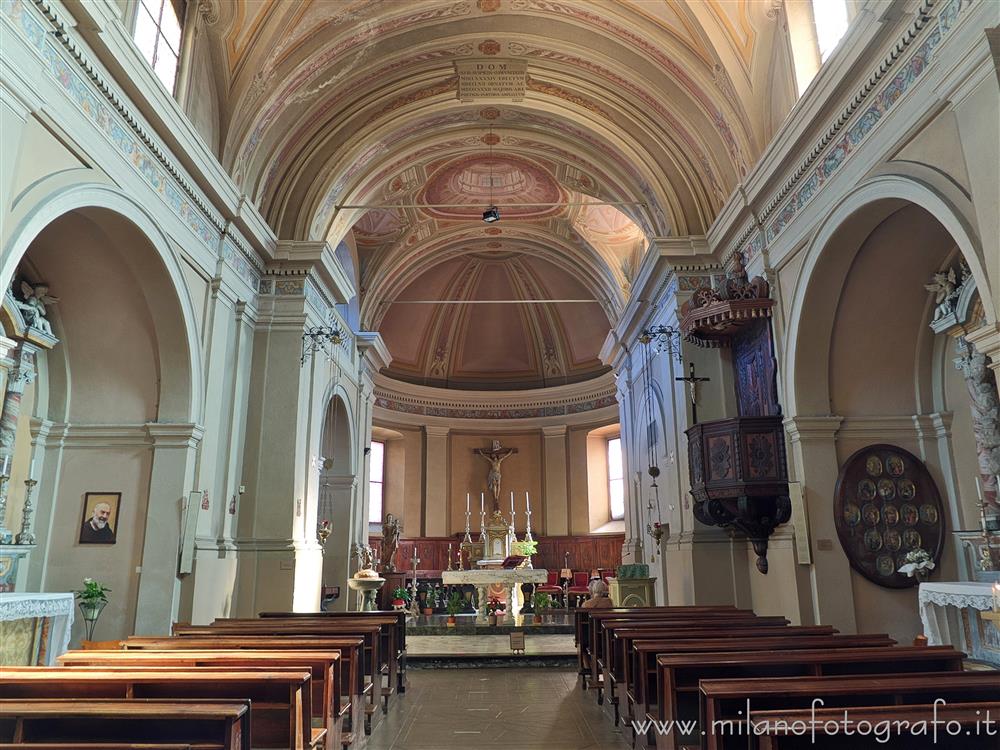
left=78, top=599, right=107, bottom=641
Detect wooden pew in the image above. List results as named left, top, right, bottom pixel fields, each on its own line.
left=120, top=636, right=370, bottom=735
left=575, top=607, right=742, bottom=686
left=0, top=699, right=250, bottom=749
left=214, top=613, right=403, bottom=701
left=700, top=672, right=1000, bottom=750
left=589, top=610, right=776, bottom=705
left=599, top=619, right=819, bottom=716
left=176, top=620, right=391, bottom=718
left=257, top=610, right=408, bottom=694
left=646, top=645, right=964, bottom=749
left=54, top=654, right=349, bottom=749
left=0, top=669, right=320, bottom=750
left=174, top=620, right=384, bottom=734
left=590, top=615, right=789, bottom=705
left=628, top=633, right=896, bottom=733
left=600, top=626, right=835, bottom=727
left=750, top=702, right=1000, bottom=749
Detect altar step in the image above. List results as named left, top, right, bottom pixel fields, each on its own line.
left=409, top=654, right=577, bottom=669
left=406, top=633, right=576, bottom=668
left=407, top=612, right=574, bottom=635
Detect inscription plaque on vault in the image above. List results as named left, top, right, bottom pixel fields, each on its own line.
left=455, top=59, right=527, bottom=101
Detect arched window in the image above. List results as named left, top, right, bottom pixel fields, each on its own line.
left=812, top=0, right=850, bottom=62
left=369, top=440, right=385, bottom=525
left=133, top=0, right=185, bottom=93
left=608, top=437, right=624, bottom=521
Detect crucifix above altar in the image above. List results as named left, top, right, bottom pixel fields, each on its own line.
left=474, top=440, right=517, bottom=511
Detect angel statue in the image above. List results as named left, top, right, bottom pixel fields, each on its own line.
left=16, top=281, right=58, bottom=335
left=925, top=268, right=957, bottom=321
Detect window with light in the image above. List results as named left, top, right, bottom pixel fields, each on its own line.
left=608, top=437, right=624, bottom=520
left=133, top=0, right=184, bottom=92
left=369, top=441, right=385, bottom=525
left=812, top=0, right=849, bottom=62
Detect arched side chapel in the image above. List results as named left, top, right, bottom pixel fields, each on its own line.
left=0, top=0, right=995, bottom=655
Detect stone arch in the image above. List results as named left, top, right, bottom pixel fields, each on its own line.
left=1, top=181, right=204, bottom=423
left=785, top=172, right=994, bottom=418
left=317, top=386, right=360, bottom=609
left=782, top=172, right=996, bottom=642
left=0, top=182, right=203, bottom=636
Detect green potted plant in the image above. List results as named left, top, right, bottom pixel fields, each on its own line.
left=390, top=587, right=410, bottom=610
left=419, top=584, right=433, bottom=616
left=445, top=591, right=464, bottom=627
left=531, top=591, right=552, bottom=625
left=74, top=577, right=111, bottom=641
left=511, top=539, right=538, bottom=557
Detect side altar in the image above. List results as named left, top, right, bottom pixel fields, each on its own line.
left=442, top=568, right=547, bottom=624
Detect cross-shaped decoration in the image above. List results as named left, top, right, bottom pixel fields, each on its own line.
left=675, top=361, right=710, bottom=424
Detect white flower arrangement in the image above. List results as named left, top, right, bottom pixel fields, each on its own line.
left=897, top=548, right=935, bottom=578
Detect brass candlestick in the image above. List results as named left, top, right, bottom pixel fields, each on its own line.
left=15, top=478, right=37, bottom=545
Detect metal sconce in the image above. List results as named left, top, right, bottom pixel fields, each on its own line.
left=301, top=325, right=345, bottom=365
left=638, top=324, right=683, bottom=362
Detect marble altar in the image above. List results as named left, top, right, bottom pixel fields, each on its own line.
left=442, top=568, right=548, bottom=625
left=918, top=581, right=1000, bottom=666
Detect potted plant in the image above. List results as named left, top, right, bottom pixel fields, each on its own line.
left=419, top=584, right=433, bottom=616
left=531, top=591, right=552, bottom=625
left=486, top=597, right=502, bottom=626
left=390, top=587, right=410, bottom=610
left=445, top=591, right=463, bottom=627
left=898, top=548, right=935, bottom=582
left=74, top=577, right=111, bottom=641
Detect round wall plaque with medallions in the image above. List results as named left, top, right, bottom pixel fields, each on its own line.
left=834, top=444, right=945, bottom=589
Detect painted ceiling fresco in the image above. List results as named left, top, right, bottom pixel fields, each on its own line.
left=198, top=0, right=795, bottom=390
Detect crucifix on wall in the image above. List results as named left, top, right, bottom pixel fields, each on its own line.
left=676, top=361, right=710, bottom=424
left=474, top=440, right=517, bottom=511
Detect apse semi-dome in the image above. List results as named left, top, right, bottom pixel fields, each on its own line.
left=378, top=252, right=611, bottom=390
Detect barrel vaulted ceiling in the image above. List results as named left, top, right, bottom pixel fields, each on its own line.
left=200, top=0, right=795, bottom=389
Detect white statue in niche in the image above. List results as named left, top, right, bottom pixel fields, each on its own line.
left=16, top=281, right=58, bottom=335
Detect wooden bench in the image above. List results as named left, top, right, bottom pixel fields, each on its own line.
left=257, top=610, right=408, bottom=694
left=646, top=645, right=964, bottom=749
left=700, top=672, right=1000, bottom=750
left=209, top=613, right=403, bottom=704
left=589, top=613, right=785, bottom=700
left=0, top=745, right=193, bottom=749
left=599, top=626, right=837, bottom=727
left=575, top=607, right=743, bottom=686
left=0, top=669, right=320, bottom=750
left=601, top=623, right=836, bottom=720
left=57, top=650, right=350, bottom=749
left=750, top=702, right=1000, bottom=749
left=175, top=620, right=390, bottom=720
left=0, top=699, right=250, bottom=749
left=590, top=615, right=788, bottom=705
left=121, top=636, right=371, bottom=735
left=627, top=634, right=896, bottom=735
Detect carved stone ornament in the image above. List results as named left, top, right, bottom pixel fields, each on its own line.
left=679, top=251, right=774, bottom=347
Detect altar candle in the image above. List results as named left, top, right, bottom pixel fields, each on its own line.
left=993, top=583, right=1000, bottom=613
left=526, top=491, right=531, bottom=513
left=510, top=490, right=515, bottom=514
left=480, top=492, right=484, bottom=514
left=466, top=492, right=470, bottom=515
left=0, top=454, right=10, bottom=478
left=28, top=458, right=37, bottom=481
left=976, top=475, right=985, bottom=502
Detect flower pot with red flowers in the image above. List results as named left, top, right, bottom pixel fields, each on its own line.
left=390, top=587, right=410, bottom=611
left=486, top=597, right=502, bottom=626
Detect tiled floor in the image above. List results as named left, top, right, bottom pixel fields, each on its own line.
left=368, top=668, right=630, bottom=750
left=407, top=634, right=576, bottom=656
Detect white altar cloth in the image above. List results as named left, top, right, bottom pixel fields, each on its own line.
left=0, top=592, right=74, bottom=664
left=442, top=568, right=547, bottom=624
left=918, top=581, right=1000, bottom=664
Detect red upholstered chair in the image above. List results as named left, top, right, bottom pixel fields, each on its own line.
left=568, top=571, right=591, bottom=607
left=598, top=568, right=615, bottom=585
left=536, top=570, right=563, bottom=607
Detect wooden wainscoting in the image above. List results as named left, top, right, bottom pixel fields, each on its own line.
left=369, top=534, right=624, bottom=575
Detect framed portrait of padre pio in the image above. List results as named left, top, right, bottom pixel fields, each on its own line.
left=79, top=493, right=121, bottom=544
